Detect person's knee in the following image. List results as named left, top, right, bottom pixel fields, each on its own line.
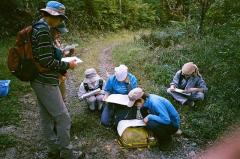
left=100, top=106, right=111, bottom=126
left=55, top=111, right=71, bottom=128
left=192, top=92, right=204, bottom=100
left=87, top=96, right=97, bottom=103
left=167, top=88, right=172, bottom=94
left=96, top=95, right=104, bottom=102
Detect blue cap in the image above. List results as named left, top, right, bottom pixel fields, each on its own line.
left=40, top=1, right=68, bottom=20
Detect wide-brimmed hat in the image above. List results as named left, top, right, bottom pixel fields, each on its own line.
left=40, top=1, right=68, bottom=20
left=56, top=22, right=68, bottom=34
left=128, top=87, right=144, bottom=104
left=115, top=64, right=128, bottom=81
left=83, top=68, right=100, bottom=83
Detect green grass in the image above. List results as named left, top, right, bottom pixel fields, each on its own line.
left=0, top=38, right=32, bottom=150
left=0, top=134, right=18, bottom=150
left=112, top=23, right=240, bottom=144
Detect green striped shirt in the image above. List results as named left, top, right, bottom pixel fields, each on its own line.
left=32, top=19, right=69, bottom=85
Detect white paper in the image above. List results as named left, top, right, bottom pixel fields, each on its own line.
left=117, top=119, right=146, bottom=136
left=61, top=56, right=83, bottom=63
left=173, top=88, right=191, bottom=96
left=104, top=94, right=134, bottom=107
left=80, top=88, right=101, bottom=100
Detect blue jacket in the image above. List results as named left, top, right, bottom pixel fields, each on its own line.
left=104, top=73, right=137, bottom=95
left=144, top=94, right=180, bottom=128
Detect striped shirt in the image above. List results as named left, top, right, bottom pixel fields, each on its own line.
left=32, top=19, right=69, bottom=85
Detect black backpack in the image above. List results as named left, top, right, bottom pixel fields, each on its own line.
left=83, top=79, right=104, bottom=91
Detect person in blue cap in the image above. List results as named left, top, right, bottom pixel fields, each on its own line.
left=30, top=1, right=84, bottom=159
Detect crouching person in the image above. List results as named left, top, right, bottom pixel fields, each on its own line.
left=128, top=88, right=180, bottom=151
left=167, top=62, right=208, bottom=107
left=78, top=68, right=105, bottom=111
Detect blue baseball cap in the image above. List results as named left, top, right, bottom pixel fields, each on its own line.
left=40, top=1, right=68, bottom=20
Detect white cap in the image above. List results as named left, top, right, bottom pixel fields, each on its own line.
left=114, top=64, right=128, bottom=81
left=128, top=87, right=144, bottom=102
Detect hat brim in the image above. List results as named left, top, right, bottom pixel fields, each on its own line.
left=40, top=8, right=68, bottom=20
left=83, top=76, right=100, bottom=84
left=127, top=100, right=135, bottom=107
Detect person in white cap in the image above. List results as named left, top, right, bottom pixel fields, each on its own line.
left=167, top=62, right=208, bottom=107
left=101, top=64, right=138, bottom=127
left=30, top=1, right=84, bottom=159
left=78, top=68, right=105, bottom=111
left=128, top=87, right=180, bottom=151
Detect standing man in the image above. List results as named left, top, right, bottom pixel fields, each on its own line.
left=31, top=1, right=83, bottom=159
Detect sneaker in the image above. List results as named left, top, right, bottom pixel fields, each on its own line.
left=189, top=101, right=195, bottom=107
left=185, top=101, right=195, bottom=107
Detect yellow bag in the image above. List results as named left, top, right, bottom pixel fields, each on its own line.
left=118, top=127, right=157, bottom=148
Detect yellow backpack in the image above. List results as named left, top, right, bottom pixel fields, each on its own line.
left=118, top=127, right=157, bottom=148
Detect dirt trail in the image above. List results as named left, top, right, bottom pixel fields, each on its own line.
left=1, top=33, right=201, bottom=159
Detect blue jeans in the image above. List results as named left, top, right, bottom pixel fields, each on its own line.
left=101, top=103, right=114, bottom=126
left=101, top=103, right=137, bottom=127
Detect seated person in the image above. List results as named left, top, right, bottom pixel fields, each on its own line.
left=78, top=68, right=105, bottom=111
left=167, top=62, right=208, bottom=107
left=128, top=87, right=180, bottom=151
left=101, top=64, right=138, bottom=127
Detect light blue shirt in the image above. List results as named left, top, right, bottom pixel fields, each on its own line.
left=104, top=73, right=138, bottom=95
left=144, top=94, right=180, bottom=128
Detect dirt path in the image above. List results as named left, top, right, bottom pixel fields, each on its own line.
left=1, top=31, right=201, bottom=159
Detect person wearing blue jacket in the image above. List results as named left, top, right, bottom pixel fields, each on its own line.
left=128, top=87, right=180, bottom=150
left=101, top=64, right=138, bottom=127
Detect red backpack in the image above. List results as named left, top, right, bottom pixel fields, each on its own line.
left=7, top=25, right=49, bottom=81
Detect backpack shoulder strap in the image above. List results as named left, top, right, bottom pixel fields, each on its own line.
left=83, top=83, right=89, bottom=92
left=178, top=71, right=183, bottom=85
left=99, top=79, right=103, bottom=90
